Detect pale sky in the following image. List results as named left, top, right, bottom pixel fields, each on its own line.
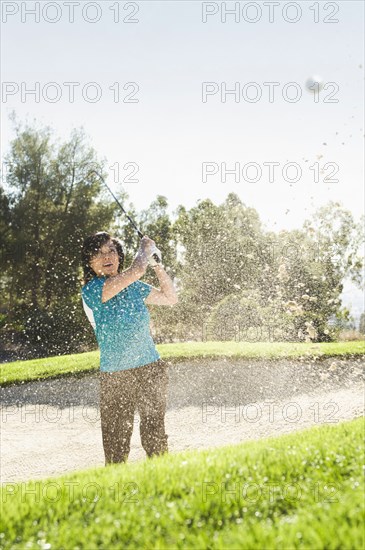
left=1, top=1, right=364, bottom=226
left=1, top=0, right=364, bottom=317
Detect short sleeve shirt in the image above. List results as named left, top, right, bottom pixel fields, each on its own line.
left=81, top=276, right=160, bottom=372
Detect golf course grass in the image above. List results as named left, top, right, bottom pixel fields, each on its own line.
left=1, top=340, right=364, bottom=387
left=1, top=417, right=363, bottom=549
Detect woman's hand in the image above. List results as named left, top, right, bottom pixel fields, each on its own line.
left=139, top=236, right=156, bottom=257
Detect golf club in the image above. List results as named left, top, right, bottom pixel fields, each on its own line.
left=87, top=169, right=162, bottom=266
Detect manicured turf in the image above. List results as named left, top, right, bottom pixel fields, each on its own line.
left=1, top=417, right=363, bottom=549
left=1, top=341, right=364, bottom=387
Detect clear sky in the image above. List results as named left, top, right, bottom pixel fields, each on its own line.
left=1, top=0, right=364, bottom=317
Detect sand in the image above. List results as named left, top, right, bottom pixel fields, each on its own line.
left=1, top=356, right=364, bottom=483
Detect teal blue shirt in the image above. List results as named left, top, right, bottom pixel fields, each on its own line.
left=81, top=276, right=160, bottom=372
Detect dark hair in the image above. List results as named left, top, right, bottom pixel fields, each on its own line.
left=81, top=231, right=125, bottom=286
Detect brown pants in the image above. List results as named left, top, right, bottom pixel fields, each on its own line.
left=99, top=359, right=169, bottom=465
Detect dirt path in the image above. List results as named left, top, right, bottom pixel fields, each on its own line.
left=1, top=357, right=364, bottom=483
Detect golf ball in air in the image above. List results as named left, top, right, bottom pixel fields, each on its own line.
left=305, top=75, right=324, bottom=93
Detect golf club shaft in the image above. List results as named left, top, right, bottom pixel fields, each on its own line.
left=87, top=170, right=161, bottom=264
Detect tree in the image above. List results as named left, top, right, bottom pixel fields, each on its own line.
left=169, top=195, right=268, bottom=337
left=1, top=116, right=124, bottom=355
left=169, top=198, right=364, bottom=343
left=303, top=201, right=365, bottom=288
left=359, top=313, right=365, bottom=335
left=139, top=195, right=178, bottom=278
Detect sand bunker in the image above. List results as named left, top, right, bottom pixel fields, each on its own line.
left=1, top=356, right=364, bottom=483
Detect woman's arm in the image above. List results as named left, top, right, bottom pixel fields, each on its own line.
left=101, top=249, right=149, bottom=303
left=101, top=236, right=157, bottom=303
left=144, top=265, right=178, bottom=306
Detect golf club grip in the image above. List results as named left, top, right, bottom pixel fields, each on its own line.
left=137, top=233, right=162, bottom=264
left=152, top=252, right=162, bottom=264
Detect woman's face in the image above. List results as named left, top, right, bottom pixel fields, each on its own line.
left=89, top=239, right=119, bottom=278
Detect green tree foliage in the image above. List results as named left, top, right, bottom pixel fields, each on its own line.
left=139, top=195, right=178, bottom=276
left=1, top=118, right=123, bottom=355
left=171, top=194, right=266, bottom=326
left=171, top=198, right=364, bottom=343
left=1, top=117, right=364, bottom=355
left=205, top=290, right=299, bottom=343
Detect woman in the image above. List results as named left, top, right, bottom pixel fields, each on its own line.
left=80, top=231, right=178, bottom=465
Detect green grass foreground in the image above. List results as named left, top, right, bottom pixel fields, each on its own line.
left=0, top=340, right=364, bottom=387
left=1, top=418, right=364, bottom=549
